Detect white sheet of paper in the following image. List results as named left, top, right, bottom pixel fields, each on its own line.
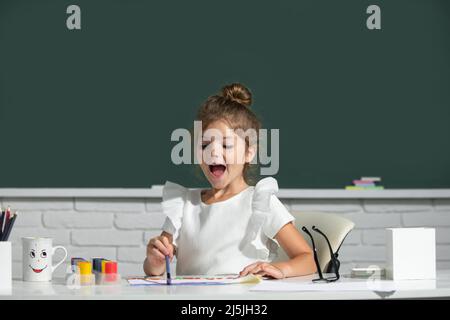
left=127, top=274, right=261, bottom=286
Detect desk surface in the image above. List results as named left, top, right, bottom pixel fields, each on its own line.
left=2, top=271, right=450, bottom=300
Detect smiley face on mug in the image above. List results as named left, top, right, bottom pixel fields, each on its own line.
left=29, top=247, right=49, bottom=273
left=22, top=237, right=68, bottom=282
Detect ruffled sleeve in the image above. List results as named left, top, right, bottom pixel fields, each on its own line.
left=248, top=177, right=295, bottom=261
left=161, top=181, right=187, bottom=247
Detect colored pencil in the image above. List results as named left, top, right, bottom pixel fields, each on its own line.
left=1, top=211, right=17, bottom=241
left=165, top=255, right=172, bottom=285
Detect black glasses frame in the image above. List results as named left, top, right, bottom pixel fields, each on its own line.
left=301, top=226, right=340, bottom=283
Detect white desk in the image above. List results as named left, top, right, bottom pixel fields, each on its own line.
left=1, top=271, right=450, bottom=300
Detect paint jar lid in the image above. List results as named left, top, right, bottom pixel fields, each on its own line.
left=92, top=258, right=105, bottom=272
left=78, top=261, right=92, bottom=275
left=71, top=257, right=85, bottom=266
left=101, top=260, right=110, bottom=273
left=105, top=261, right=118, bottom=274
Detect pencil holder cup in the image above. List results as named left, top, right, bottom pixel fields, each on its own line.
left=0, top=242, right=12, bottom=290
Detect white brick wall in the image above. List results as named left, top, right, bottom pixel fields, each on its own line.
left=115, top=212, right=166, bottom=229
left=2, top=196, right=449, bottom=279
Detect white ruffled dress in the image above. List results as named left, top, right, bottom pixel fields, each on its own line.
left=161, top=177, right=295, bottom=276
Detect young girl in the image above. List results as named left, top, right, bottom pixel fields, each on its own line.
left=143, top=83, right=316, bottom=279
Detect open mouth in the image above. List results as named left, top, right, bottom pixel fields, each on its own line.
left=29, top=265, right=48, bottom=273
left=208, top=164, right=226, bottom=178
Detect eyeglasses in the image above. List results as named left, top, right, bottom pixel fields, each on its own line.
left=301, top=226, right=340, bottom=283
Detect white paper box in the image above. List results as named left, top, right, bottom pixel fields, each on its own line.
left=0, top=242, right=12, bottom=290
left=386, top=228, right=436, bottom=280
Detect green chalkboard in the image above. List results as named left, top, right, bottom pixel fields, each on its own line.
left=0, top=0, right=449, bottom=188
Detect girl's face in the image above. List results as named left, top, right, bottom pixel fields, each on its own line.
left=197, top=120, right=255, bottom=189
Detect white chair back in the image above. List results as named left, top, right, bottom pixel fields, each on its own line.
left=273, top=211, right=355, bottom=272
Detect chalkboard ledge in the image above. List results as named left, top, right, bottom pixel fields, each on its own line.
left=1, top=187, right=450, bottom=199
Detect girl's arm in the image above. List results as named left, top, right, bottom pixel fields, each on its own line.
left=270, top=222, right=317, bottom=277
left=240, top=222, right=317, bottom=278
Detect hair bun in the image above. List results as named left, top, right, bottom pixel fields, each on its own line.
left=221, top=83, right=252, bottom=108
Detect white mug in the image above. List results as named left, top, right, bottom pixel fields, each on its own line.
left=22, top=237, right=68, bottom=282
